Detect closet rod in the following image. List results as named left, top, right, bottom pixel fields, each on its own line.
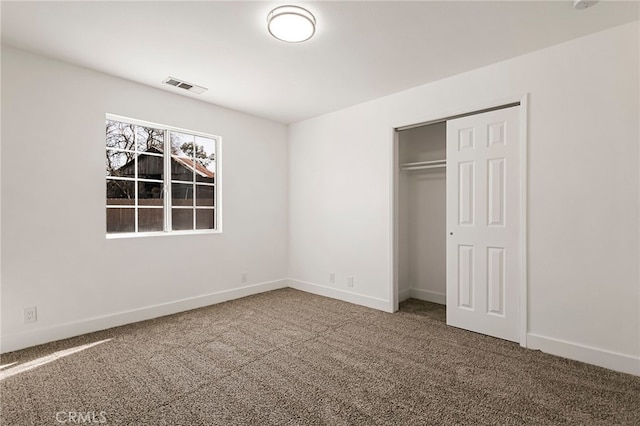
left=401, top=160, right=446, bottom=167
left=401, top=163, right=446, bottom=171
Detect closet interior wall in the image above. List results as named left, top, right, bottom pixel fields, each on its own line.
left=398, top=122, right=447, bottom=305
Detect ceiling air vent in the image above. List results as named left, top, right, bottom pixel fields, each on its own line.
left=162, top=77, right=207, bottom=94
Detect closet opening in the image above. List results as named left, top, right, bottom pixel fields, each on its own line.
left=397, top=122, right=447, bottom=311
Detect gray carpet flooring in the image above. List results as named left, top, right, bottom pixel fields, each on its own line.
left=1, top=288, right=639, bottom=425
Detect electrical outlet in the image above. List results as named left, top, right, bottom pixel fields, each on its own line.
left=347, top=277, right=354, bottom=288
left=24, top=306, right=37, bottom=324
left=241, top=272, right=248, bottom=283
left=329, top=273, right=335, bottom=283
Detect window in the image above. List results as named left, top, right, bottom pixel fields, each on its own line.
left=106, top=115, right=219, bottom=236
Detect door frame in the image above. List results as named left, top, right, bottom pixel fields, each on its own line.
left=390, top=93, right=529, bottom=347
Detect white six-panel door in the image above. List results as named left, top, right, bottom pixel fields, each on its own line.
left=446, top=106, right=520, bottom=342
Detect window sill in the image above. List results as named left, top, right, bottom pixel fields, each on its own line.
left=106, top=229, right=222, bottom=239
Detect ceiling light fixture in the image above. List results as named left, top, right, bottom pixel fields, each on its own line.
left=267, top=5, right=316, bottom=43
left=574, top=0, right=599, bottom=9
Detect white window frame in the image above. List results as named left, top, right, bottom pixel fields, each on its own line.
left=106, top=114, right=222, bottom=239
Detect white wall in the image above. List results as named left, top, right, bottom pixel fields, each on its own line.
left=1, top=46, right=289, bottom=352
left=398, top=123, right=447, bottom=304
left=289, top=22, right=640, bottom=375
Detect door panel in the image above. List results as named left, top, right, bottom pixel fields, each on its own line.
left=487, top=247, right=505, bottom=316
left=446, top=106, right=520, bottom=342
left=458, top=245, right=474, bottom=309
left=458, top=162, right=475, bottom=226
left=487, top=158, right=505, bottom=227
left=458, top=127, right=475, bottom=151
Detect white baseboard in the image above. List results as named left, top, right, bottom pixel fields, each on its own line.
left=527, top=333, right=640, bottom=376
left=409, top=288, right=446, bottom=305
left=5, top=279, right=638, bottom=378
left=398, top=288, right=411, bottom=302
left=0, top=279, right=288, bottom=354
left=288, top=279, right=393, bottom=313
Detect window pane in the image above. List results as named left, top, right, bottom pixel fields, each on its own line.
left=106, top=180, right=135, bottom=205
left=106, top=150, right=135, bottom=178
left=138, top=182, right=163, bottom=206
left=195, top=185, right=214, bottom=206
left=196, top=209, right=215, bottom=230
left=106, top=120, right=135, bottom=151
left=172, top=183, right=193, bottom=207
left=136, top=125, right=164, bottom=153
left=171, top=156, right=195, bottom=182
left=170, top=132, right=194, bottom=157
left=138, top=208, right=163, bottom=232
left=172, top=209, right=193, bottom=231
left=195, top=136, right=216, bottom=182
left=137, top=154, right=164, bottom=181
left=195, top=136, right=215, bottom=159
left=106, top=208, right=135, bottom=233
left=195, top=159, right=215, bottom=183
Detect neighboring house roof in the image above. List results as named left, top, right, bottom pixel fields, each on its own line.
left=172, top=155, right=214, bottom=179
left=120, top=146, right=214, bottom=178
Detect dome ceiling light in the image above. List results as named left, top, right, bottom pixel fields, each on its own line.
left=574, top=0, right=599, bottom=9
left=267, top=5, right=316, bottom=43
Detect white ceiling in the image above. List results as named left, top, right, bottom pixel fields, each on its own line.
left=1, top=1, right=638, bottom=124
